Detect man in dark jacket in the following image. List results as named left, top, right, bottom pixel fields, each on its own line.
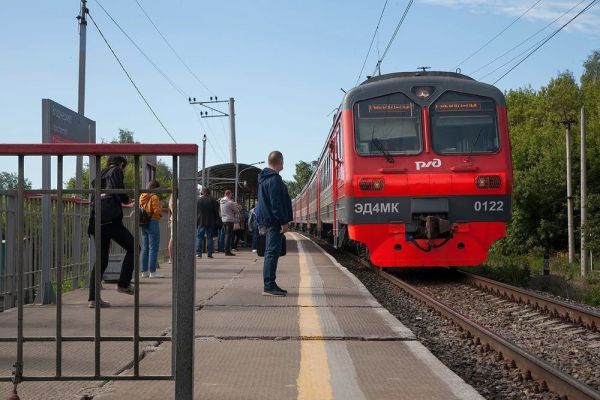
left=87, top=155, right=135, bottom=308
left=196, top=188, right=219, bottom=258
left=257, top=151, right=293, bottom=296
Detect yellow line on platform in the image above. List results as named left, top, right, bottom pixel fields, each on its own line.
left=296, top=238, right=333, bottom=400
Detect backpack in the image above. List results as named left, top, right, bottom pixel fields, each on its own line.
left=139, top=196, right=153, bottom=227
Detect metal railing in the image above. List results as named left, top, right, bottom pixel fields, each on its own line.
left=0, top=143, right=197, bottom=399
left=0, top=195, right=172, bottom=311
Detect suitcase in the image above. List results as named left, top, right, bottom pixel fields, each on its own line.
left=257, top=233, right=287, bottom=257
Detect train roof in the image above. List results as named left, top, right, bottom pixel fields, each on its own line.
left=343, top=70, right=505, bottom=110
left=359, top=71, right=474, bottom=83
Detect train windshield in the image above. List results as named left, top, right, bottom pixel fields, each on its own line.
left=431, top=92, right=499, bottom=154
left=354, top=92, right=422, bottom=155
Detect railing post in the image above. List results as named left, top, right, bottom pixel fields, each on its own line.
left=14, top=155, right=25, bottom=387
left=4, top=195, right=17, bottom=310
left=55, top=156, right=64, bottom=377
left=175, top=154, right=197, bottom=400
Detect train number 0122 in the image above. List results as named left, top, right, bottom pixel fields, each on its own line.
left=474, top=200, right=504, bottom=212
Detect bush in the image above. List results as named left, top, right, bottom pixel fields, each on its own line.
left=481, top=255, right=531, bottom=286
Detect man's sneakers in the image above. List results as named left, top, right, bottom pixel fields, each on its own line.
left=262, top=285, right=287, bottom=297
left=252, top=249, right=257, bottom=253
left=275, top=284, right=288, bottom=295
left=262, top=288, right=286, bottom=297
left=117, top=286, right=135, bottom=295
left=141, top=271, right=149, bottom=278
left=196, top=254, right=202, bottom=259
left=225, top=252, right=236, bottom=256
left=88, top=298, right=111, bottom=308
left=149, top=272, right=163, bottom=278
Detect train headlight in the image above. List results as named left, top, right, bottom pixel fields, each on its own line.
left=413, top=86, right=434, bottom=99
left=359, top=178, right=384, bottom=191
left=476, top=175, right=502, bottom=189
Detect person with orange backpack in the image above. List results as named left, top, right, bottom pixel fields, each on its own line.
left=140, top=180, right=163, bottom=278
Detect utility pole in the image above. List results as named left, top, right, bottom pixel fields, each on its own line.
left=228, top=98, right=239, bottom=203
left=557, top=117, right=577, bottom=264
left=581, top=106, right=588, bottom=277
left=77, top=0, right=88, bottom=291
left=189, top=96, right=238, bottom=200
left=201, top=134, right=207, bottom=188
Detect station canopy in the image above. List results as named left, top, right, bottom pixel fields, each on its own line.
left=198, top=163, right=263, bottom=205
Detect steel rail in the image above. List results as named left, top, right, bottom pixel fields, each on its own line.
left=461, top=272, right=600, bottom=331
left=376, top=268, right=600, bottom=400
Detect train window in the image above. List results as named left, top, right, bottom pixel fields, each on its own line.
left=354, top=92, right=421, bottom=155
left=430, top=92, right=499, bottom=154
left=336, top=124, right=343, bottom=160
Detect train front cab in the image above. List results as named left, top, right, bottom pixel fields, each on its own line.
left=339, top=73, right=513, bottom=268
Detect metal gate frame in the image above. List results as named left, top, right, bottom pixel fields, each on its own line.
left=0, top=144, right=197, bottom=399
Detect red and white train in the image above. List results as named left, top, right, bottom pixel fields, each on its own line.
left=291, top=71, right=513, bottom=268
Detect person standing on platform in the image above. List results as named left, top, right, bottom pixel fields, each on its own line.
left=87, top=155, right=135, bottom=308
left=196, top=188, right=219, bottom=259
left=257, top=151, right=292, bottom=297
left=248, top=204, right=258, bottom=253
left=220, top=190, right=238, bottom=256
left=140, top=180, right=163, bottom=278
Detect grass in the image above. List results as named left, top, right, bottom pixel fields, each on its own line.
left=469, top=249, right=600, bottom=307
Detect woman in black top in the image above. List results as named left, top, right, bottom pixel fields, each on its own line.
left=87, top=155, right=135, bottom=308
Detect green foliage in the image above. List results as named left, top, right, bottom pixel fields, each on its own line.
left=497, top=56, right=600, bottom=256
left=0, top=172, right=32, bottom=190
left=286, top=160, right=318, bottom=198
left=583, top=193, right=600, bottom=256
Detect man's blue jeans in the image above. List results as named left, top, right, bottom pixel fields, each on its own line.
left=263, top=224, right=283, bottom=290
left=141, top=220, right=160, bottom=273
left=251, top=228, right=258, bottom=250
left=217, top=227, right=225, bottom=251
left=197, top=225, right=213, bottom=256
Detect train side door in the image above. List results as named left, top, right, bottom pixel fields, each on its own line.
left=331, top=120, right=343, bottom=247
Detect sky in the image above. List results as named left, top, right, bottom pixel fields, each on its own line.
left=0, top=0, right=598, bottom=187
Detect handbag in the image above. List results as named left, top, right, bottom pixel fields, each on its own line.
left=257, top=233, right=287, bottom=257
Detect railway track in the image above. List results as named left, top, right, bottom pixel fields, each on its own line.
left=365, top=263, right=600, bottom=400
left=378, top=270, right=600, bottom=400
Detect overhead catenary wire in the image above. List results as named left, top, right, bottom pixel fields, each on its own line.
left=355, top=0, right=389, bottom=85
left=95, top=0, right=188, bottom=99
left=95, top=1, right=227, bottom=158
left=372, top=0, right=414, bottom=76
left=133, top=0, right=230, bottom=159
left=492, top=0, right=599, bottom=84
left=471, top=0, right=588, bottom=76
left=88, top=12, right=177, bottom=143
left=135, top=0, right=216, bottom=96
left=454, top=0, right=543, bottom=69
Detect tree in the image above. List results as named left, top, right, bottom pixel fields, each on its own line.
left=0, top=172, right=32, bottom=190
left=285, top=160, right=317, bottom=198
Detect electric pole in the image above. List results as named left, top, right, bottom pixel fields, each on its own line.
left=581, top=106, right=588, bottom=277
left=228, top=98, right=239, bottom=203
left=189, top=97, right=238, bottom=200
left=557, top=117, right=577, bottom=264
left=201, top=134, right=207, bottom=188
left=77, top=0, right=88, bottom=291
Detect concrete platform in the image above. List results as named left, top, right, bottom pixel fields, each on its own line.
left=0, top=232, right=482, bottom=400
